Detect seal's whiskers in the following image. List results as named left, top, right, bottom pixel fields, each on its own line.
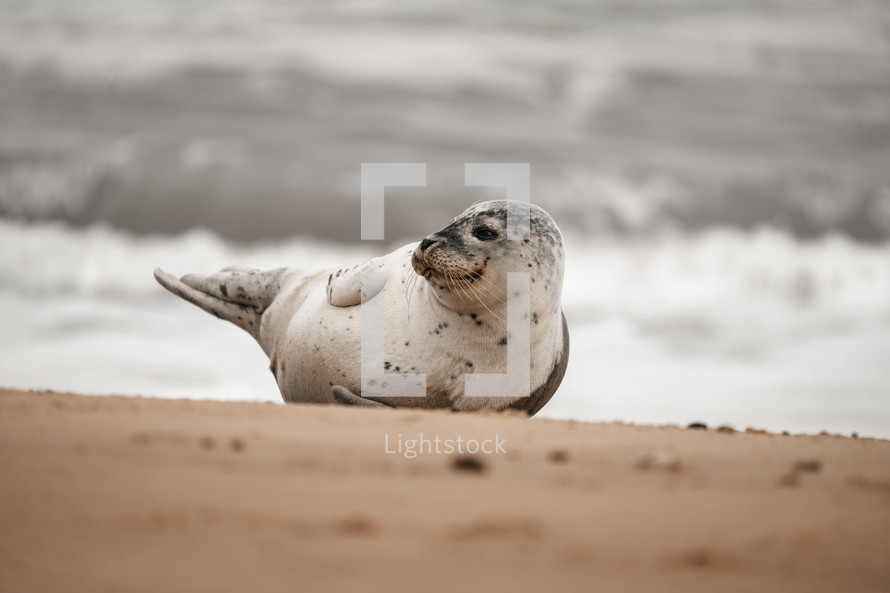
left=447, top=274, right=470, bottom=303
left=462, top=279, right=505, bottom=322
left=406, top=273, right=419, bottom=307
left=464, top=274, right=506, bottom=305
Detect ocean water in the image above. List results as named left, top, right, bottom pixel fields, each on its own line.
left=2, top=217, right=888, bottom=437
left=1, top=0, right=889, bottom=241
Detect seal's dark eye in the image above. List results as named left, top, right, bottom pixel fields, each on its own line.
left=473, top=226, right=499, bottom=241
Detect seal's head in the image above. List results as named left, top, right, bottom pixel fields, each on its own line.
left=412, top=200, right=564, bottom=313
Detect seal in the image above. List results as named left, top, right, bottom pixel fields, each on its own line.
left=154, top=200, right=569, bottom=415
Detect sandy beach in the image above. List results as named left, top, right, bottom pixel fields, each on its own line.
left=1, top=389, right=887, bottom=592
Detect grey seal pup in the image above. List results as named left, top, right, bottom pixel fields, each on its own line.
left=154, top=200, right=569, bottom=415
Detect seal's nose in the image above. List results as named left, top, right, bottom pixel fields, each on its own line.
left=419, top=237, right=437, bottom=252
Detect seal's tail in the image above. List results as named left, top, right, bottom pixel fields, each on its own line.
left=153, top=266, right=288, bottom=340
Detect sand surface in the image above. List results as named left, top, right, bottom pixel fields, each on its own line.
left=1, top=389, right=888, bottom=592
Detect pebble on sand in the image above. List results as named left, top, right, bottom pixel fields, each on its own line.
left=453, top=456, right=485, bottom=473
left=636, top=449, right=681, bottom=473
left=792, top=460, right=821, bottom=473
left=547, top=449, right=570, bottom=463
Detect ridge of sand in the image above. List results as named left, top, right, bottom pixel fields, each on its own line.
left=1, top=389, right=888, bottom=592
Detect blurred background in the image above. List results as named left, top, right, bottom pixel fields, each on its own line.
left=1, top=0, right=889, bottom=436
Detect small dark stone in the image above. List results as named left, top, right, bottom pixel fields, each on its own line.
left=686, top=548, right=711, bottom=567
left=687, top=422, right=707, bottom=430
left=453, top=456, right=485, bottom=473
left=716, top=425, right=735, bottom=433
left=778, top=473, right=799, bottom=487
left=636, top=450, right=681, bottom=472
left=792, top=460, right=821, bottom=473
left=547, top=449, right=569, bottom=463
left=334, top=516, right=376, bottom=535
left=229, top=438, right=245, bottom=452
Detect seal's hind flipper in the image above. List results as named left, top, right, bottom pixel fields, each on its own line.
left=180, top=267, right=288, bottom=312
left=154, top=267, right=262, bottom=339
left=331, top=385, right=394, bottom=408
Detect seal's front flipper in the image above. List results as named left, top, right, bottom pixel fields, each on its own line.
left=154, top=267, right=262, bottom=339
left=326, top=258, right=388, bottom=307
left=331, top=385, right=394, bottom=408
